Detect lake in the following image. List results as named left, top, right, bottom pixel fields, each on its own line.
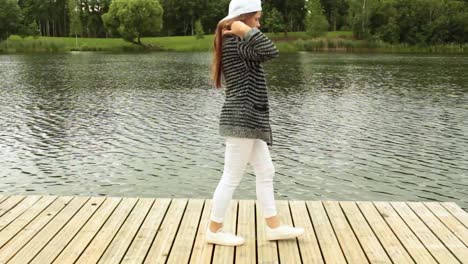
left=0, top=51, right=467, bottom=210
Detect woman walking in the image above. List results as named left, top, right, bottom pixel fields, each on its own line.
left=207, top=0, right=305, bottom=246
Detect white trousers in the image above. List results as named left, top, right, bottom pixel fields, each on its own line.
left=210, top=137, right=277, bottom=223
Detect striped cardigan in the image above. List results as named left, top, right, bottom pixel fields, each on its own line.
left=219, top=28, right=279, bottom=146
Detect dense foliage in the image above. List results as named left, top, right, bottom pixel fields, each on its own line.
left=1, top=0, right=467, bottom=45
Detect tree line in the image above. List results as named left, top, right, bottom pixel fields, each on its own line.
left=1, top=0, right=467, bottom=46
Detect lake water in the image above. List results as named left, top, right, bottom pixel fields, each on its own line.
left=0, top=52, right=467, bottom=210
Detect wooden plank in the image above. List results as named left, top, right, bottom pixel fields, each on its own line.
left=407, top=202, right=468, bottom=262
left=442, top=202, right=468, bottom=228
left=235, top=199, right=256, bottom=264
left=0, top=195, right=27, bottom=219
left=30, top=196, right=106, bottom=264
left=0, top=196, right=41, bottom=232
left=188, top=199, right=214, bottom=264
left=212, top=199, right=238, bottom=263
left=290, top=200, right=324, bottom=264
left=0, top=195, right=10, bottom=204
left=355, top=201, right=414, bottom=263
left=391, top=202, right=460, bottom=263
left=143, top=198, right=188, bottom=263
left=277, top=200, right=302, bottom=263
left=373, top=202, right=437, bottom=263
left=52, top=197, right=122, bottom=263
left=340, top=201, right=392, bottom=263
left=7, top=196, right=90, bottom=264
left=307, top=201, right=347, bottom=264
left=323, top=200, right=369, bottom=263
left=257, top=199, right=279, bottom=264
left=98, top=198, right=155, bottom=264
left=166, top=199, right=205, bottom=264
left=2, top=195, right=465, bottom=264
left=0, top=196, right=73, bottom=263
left=75, top=197, right=139, bottom=263
left=424, top=202, right=468, bottom=246
left=0, top=195, right=57, bottom=248
left=120, top=198, right=171, bottom=264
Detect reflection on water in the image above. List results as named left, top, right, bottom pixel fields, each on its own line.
left=0, top=52, right=467, bottom=210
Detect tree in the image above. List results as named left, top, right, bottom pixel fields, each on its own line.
left=269, top=0, right=306, bottom=36
left=81, top=0, right=112, bottom=38
left=449, top=10, right=468, bottom=44
left=345, top=0, right=379, bottom=39
left=68, top=0, right=82, bottom=48
left=0, top=0, right=22, bottom=41
left=17, top=21, right=40, bottom=38
left=160, top=0, right=212, bottom=36
left=306, top=0, right=329, bottom=37
left=262, top=4, right=283, bottom=33
left=320, top=0, right=348, bottom=31
left=202, top=0, right=230, bottom=35
left=102, top=0, right=163, bottom=45
left=195, top=19, right=204, bottom=39
left=380, top=16, right=399, bottom=43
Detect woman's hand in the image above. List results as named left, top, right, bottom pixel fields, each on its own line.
left=223, top=21, right=252, bottom=38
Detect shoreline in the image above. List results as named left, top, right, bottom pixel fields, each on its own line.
left=1, top=32, right=467, bottom=54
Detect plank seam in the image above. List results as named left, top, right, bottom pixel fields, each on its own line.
left=0, top=196, right=35, bottom=231
left=371, top=201, right=417, bottom=264
left=187, top=199, right=206, bottom=264
left=141, top=198, right=189, bottom=263
left=0, top=195, right=59, bottom=251
left=72, top=197, right=124, bottom=263
left=404, top=201, right=464, bottom=263
left=304, top=201, right=326, bottom=264
left=142, top=198, right=173, bottom=263
left=96, top=197, right=140, bottom=263
left=339, top=201, right=371, bottom=264
left=353, top=201, right=393, bottom=263
left=388, top=202, right=439, bottom=263
left=423, top=202, right=468, bottom=248
left=48, top=196, right=108, bottom=263
left=27, top=196, right=92, bottom=262
left=276, top=237, right=280, bottom=264
left=321, top=201, right=347, bottom=262
left=118, top=198, right=157, bottom=263
left=254, top=201, right=258, bottom=264
left=233, top=200, right=239, bottom=264
left=5, top=196, right=74, bottom=262
left=441, top=202, right=468, bottom=229
left=164, top=199, right=189, bottom=263
left=288, top=200, right=304, bottom=264
left=0, top=195, right=26, bottom=219
left=0, top=195, right=10, bottom=205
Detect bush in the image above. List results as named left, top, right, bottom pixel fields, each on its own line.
left=195, top=19, right=204, bottom=40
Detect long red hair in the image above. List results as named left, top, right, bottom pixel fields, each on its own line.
left=211, top=12, right=258, bottom=89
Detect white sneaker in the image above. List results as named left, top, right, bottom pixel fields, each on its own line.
left=206, top=227, right=245, bottom=246
left=265, top=224, right=305, bottom=241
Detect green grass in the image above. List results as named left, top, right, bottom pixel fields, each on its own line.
left=1, top=31, right=466, bottom=54
left=143, top=35, right=214, bottom=52
left=0, top=35, right=145, bottom=52
left=0, top=34, right=215, bottom=53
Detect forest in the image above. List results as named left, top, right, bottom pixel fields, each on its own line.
left=1, top=0, right=467, bottom=47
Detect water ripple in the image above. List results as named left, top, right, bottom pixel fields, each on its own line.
left=0, top=52, right=467, bottom=210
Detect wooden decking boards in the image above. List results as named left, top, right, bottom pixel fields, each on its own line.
left=0, top=195, right=467, bottom=263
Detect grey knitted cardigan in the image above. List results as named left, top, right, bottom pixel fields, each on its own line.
left=219, top=27, right=279, bottom=146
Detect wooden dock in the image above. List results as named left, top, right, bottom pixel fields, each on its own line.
left=0, top=195, right=467, bottom=263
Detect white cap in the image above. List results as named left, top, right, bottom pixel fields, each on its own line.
left=220, top=0, right=262, bottom=22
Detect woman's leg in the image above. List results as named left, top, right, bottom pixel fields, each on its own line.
left=249, top=139, right=280, bottom=228
left=209, top=137, right=255, bottom=232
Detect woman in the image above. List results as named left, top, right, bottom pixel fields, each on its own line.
left=206, top=0, right=305, bottom=246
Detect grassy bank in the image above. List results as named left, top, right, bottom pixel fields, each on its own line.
left=1, top=31, right=467, bottom=54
